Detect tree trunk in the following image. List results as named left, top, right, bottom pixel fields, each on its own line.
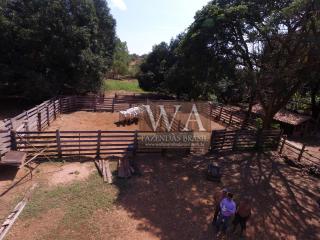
left=262, top=111, right=275, bottom=130
left=242, top=94, right=255, bottom=129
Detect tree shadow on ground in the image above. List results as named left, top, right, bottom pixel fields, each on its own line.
left=113, top=152, right=320, bottom=240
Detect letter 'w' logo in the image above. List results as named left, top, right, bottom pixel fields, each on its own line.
left=144, top=104, right=206, bottom=132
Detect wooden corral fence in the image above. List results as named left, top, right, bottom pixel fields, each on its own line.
left=0, top=98, right=61, bottom=159
left=60, top=95, right=147, bottom=113
left=210, top=103, right=256, bottom=130
left=13, top=130, right=137, bottom=159
left=0, top=94, right=150, bottom=159
left=279, top=137, right=320, bottom=167
left=0, top=94, right=291, bottom=161
left=0, top=128, right=10, bottom=159
left=211, top=129, right=282, bottom=152
left=13, top=130, right=169, bottom=160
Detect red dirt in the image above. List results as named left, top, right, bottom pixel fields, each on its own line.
left=1, top=111, right=318, bottom=239
left=1, top=152, right=319, bottom=240
left=110, top=152, right=320, bottom=240
left=47, top=112, right=139, bottom=131
left=46, top=111, right=225, bottom=132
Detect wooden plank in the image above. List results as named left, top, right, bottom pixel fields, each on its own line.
left=56, top=130, right=62, bottom=158
left=105, top=160, right=113, bottom=184
left=0, top=184, right=38, bottom=240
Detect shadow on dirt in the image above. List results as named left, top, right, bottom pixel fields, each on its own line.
left=113, top=151, right=320, bottom=240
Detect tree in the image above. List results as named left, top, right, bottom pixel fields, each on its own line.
left=110, top=38, right=130, bottom=79
left=254, top=0, right=320, bottom=128
left=0, top=0, right=116, bottom=101
left=138, top=42, right=171, bottom=92
left=168, top=0, right=319, bottom=128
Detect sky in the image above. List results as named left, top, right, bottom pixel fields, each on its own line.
left=107, top=0, right=211, bottom=55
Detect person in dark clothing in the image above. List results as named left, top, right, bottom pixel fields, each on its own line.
left=232, top=197, right=252, bottom=237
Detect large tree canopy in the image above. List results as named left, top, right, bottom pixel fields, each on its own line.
left=138, top=0, right=320, bottom=128
left=0, top=0, right=116, bottom=100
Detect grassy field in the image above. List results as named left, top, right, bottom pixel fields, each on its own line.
left=16, top=172, right=121, bottom=240
left=104, top=79, right=145, bottom=93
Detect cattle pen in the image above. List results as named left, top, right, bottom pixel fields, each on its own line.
left=2, top=94, right=311, bottom=182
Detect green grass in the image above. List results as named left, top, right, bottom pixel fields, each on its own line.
left=22, top=173, right=118, bottom=227
left=104, top=79, right=145, bottom=92
left=16, top=163, right=134, bottom=240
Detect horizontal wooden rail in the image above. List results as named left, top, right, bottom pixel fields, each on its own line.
left=279, top=137, right=319, bottom=167
left=211, top=129, right=282, bottom=152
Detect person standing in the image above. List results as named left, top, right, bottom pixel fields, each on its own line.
left=232, top=197, right=252, bottom=237
left=216, top=192, right=236, bottom=234
left=212, top=188, right=228, bottom=223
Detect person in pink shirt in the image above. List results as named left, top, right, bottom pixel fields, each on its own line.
left=215, top=192, right=236, bottom=234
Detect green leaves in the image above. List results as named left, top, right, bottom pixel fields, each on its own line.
left=0, top=0, right=116, bottom=100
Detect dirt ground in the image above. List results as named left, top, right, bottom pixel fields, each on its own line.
left=46, top=111, right=225, bottom=132
left=47, top=112, right=140, bottom=131
left=1, top=111, right=318, bottom=239
left=0, top=161, right=96, bottom=222
left=0, top=152, right=319, bottom=240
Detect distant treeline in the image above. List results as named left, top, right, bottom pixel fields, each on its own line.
left=138, top=0, right=320, bottom=128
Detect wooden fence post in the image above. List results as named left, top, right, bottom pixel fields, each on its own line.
left=37, top=112, right=42, bottom=132
left=297, top=144, right=306, bottom=162
left=24, top=121, right=29, bottom=132
left=218, top=106, right=223, bottom=120
left=112, top=98, right=115, bottom=113
left=96, top=130, right=101, bottom=159
left=232, top=130, right=239, bottom=151
left=24, top=111, right=28, bottom=121
left=229, top=114, right=233, bottom=125
left=210, top=103, right=213, bottom=118
left=46, top=105, right=50, bottom=126
left=255, top=129, right=262, bottom=150
left=10, top=130, right=17, bottom=151
left=59, top=98, right=63, bottom=114
left=53, top=100, right=57, bottom=120
left=279, top=135, right=287, bottom=154
left=56, top=130, right=62, bottom=158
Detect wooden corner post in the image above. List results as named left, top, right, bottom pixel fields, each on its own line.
left=10, top=130, right=17, bottom=151
left=279, top=135, right=287, bottom=154
left=96, top=130, right=101, bottom=159
left=37, top=112, right=42, bottom=132
left=56, top=130, right=62, bottom=158
left=297, top=144, right=306, bottom=162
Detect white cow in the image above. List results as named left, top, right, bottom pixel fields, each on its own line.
left=119, top=106, right=145, bottom=123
